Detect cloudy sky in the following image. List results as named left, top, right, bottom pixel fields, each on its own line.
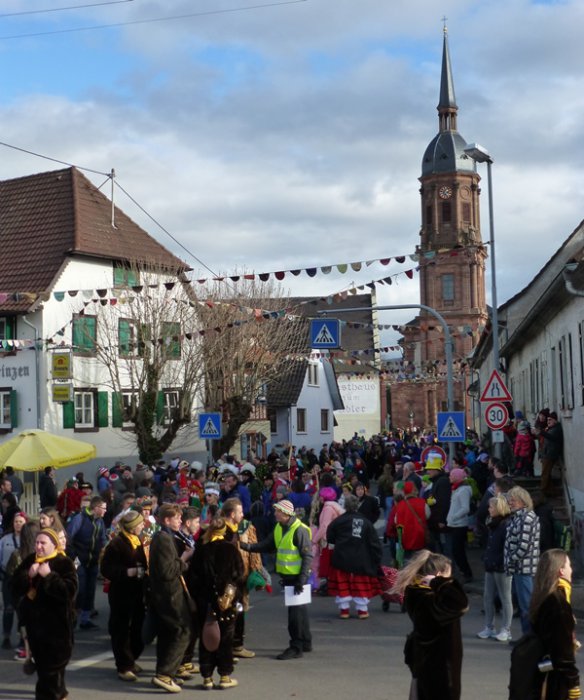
left=0, top=0, right=582, bottom=350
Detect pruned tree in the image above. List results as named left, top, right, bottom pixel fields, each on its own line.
left=197, top=279, right=308, bottom=459
left=89, top=267, right=307, bottom=463
left=92, top=266, right=204, bottom=464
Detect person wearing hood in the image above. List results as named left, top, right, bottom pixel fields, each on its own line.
left=312, top=487, right=344, bottom=589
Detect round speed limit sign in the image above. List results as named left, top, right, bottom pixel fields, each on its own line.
left=484, top=402, right=509, bottom=430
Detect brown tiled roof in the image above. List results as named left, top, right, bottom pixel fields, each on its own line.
left=0, top=167, right=188, bottom=313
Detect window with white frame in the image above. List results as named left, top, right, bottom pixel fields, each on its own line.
left=307, top=363, right=319, bottom=386
left=163, top=390, right=180, bottom=425
left=121, top=391, right=138, bottom=428
left=0, top=390, right=11, bottom=428
left=74, top=391, right=95, bottom=428
left=320, top=409, right=330, bottom=433
left=296, top=408, right=306, bottom=433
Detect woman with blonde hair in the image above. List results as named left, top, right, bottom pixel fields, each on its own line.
left=392, top=549, right=468, bottom=700
left=527, top=549, right=581, bottom=700
left=477, top=494, right=513, bottom=642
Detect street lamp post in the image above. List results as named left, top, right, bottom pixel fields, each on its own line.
left=464, top=143, right=501, bottom=455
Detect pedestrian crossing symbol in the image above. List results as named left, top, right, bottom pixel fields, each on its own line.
left=437, top=412, right=466, bottom=443
left=198, top=412, right=222, bottom=440
left=310, top=318, right=341, bottom=349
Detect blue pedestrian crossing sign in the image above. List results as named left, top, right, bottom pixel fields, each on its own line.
left=310, top=318, right=341, bottom=349
left=437, top=412, right=466, bottom=443
left=198, top=412, right=222, bottom=440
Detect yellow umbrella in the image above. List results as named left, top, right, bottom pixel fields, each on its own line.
left=0, top=429, right=97, bottom=471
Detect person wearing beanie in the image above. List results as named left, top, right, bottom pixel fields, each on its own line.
left=100, top=511, right=148, bottom=682
left=239, top=499, right=313, bottom=660
left=446, top=469, right=474, bottom=582
left=12, top=528, right=78, bottom=700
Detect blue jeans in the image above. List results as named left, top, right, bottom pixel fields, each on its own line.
left=77, top=564, right=99, bottom=620
left=513, top=573, right=533, bottom=634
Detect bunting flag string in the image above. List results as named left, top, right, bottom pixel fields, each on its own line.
left=0, top=242, right=487, bottom=303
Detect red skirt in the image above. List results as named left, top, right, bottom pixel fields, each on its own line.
left=319, top=546, right=333, bottom=578
left=327, top=565, right=381, bottom=599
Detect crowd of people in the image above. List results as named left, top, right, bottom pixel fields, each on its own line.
left=0, top=413, right=579, bottom=700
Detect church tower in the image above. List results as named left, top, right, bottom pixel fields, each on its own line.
left=390, top=29, right=488, bottom=430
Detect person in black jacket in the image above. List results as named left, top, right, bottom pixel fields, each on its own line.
left=392, top=550, right=468, bottom=700
left=39, top=467, right=58, bottom=509
left=354, top=482, right=380, bottom=524
left=540, top=412, right=563, bottom=495
left=12, top=528, right=78, bottom=700
left=476, top=495, right=513, bottom=642
left=188, top=516, right=245, bottom=690
left=100, top=511, right=148, bottom=682
left=326, top=494, right=381, bottom=619
left=528, top=549, right=580, bottom=700
left=424, top=459, right=451, bottom=554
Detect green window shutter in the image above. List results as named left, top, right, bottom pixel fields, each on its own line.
left=10, top=390, right=17, bottom=428
left=162, top=321, right=181, bottom=359
left=97, top=391, right=109, bottom=428
left=6, top=317, right=14, bottom=340
left=155, top=391, right=165, bottom=424
left=73, top=316, right=96, bottom=352
left=112, top=392, right=123, bottom=428
left=63, top=401, right=75, bottom=429
left=118, top=319, right=131, bottom=357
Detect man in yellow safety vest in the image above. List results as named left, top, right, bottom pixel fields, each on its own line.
left=239, top=499, right=313, bottom=659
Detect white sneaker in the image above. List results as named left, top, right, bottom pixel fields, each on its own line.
left=477, top=627, right=495, bottom=639
left=495, top=629, right=512, bottom=642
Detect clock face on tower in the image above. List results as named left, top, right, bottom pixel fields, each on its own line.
left=439, top=185, right=453, bottom=200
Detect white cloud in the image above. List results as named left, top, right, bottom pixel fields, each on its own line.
left=1, top=0, right=583, bottom=356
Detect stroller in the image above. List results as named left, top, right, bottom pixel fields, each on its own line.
left=379, top=565, right=404, bottom=612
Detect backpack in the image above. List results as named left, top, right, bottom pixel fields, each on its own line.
left=508, top=632, right=547, bottom=700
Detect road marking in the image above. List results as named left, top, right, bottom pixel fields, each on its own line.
left=68, top=651, right=113, bottom=671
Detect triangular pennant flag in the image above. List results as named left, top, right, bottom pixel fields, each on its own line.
left=350, top=262, right=362, bottom=272
left=336, top=264, right=348, bottom=274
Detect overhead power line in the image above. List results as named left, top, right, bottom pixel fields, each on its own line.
left=0, top=0, right=308, bottom=40
left=0, top=0, right=134, bottom=19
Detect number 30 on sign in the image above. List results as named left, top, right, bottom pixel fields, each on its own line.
left=484, top=402, right=509, bottom=430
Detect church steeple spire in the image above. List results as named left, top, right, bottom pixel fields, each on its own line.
left=438, top=26, right=458, bottom=132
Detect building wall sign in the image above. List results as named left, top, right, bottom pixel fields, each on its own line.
left=337, top=378, right=379, bottom=415
left=52, top=352, right=72, bottom=380
left=0, top=364, right=30, bottom=380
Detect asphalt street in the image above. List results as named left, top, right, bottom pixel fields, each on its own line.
left=0, top=556, right=527, bottom=700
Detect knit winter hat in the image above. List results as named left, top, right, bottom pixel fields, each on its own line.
left=273, top=499, right=295, bottom=517
left=449, top=468, right=467, bottom=484
left=39, top=528, right=60, bottom=549
left=120, top=510, right=144, bottom=532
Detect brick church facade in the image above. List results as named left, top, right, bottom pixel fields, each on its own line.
left=389, top=31, right=489, bottom=430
